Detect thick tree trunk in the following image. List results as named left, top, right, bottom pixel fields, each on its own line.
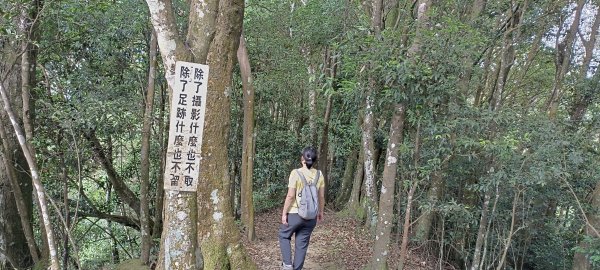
left=370, top=103, right=406, bottom=270
left=140, top=30, right=158, bottom=264
left=148, top=0, right=255, bottom=268
left=238, top=32, right=256, bottom=241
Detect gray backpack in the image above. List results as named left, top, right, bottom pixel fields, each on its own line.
left=296, top=169, right=320, bottom=220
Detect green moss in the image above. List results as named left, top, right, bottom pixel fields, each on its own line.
left=201, top=238, right=229, bottom=270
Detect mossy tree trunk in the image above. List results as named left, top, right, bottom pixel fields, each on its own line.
left=147, top=0, right=256, bottom=268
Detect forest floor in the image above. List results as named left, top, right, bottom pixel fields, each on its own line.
left=242, top=208, right=446, bottom=270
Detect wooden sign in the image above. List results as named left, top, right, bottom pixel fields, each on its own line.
left=163, top=61, right=209, bottom=191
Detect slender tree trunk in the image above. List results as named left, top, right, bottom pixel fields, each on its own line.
left=361, top=86, right=378, bottom=229
left=497, top=189, right=520, bottom=270
left=308, top=81, right=317, bottom=145
left=238, top=32, right=256, bottom=241
left=346, top=144, right=365, bottom=216
left=457, top=0, right=487, bottom=97
left=85, top=130, right=141, bottom=217
left=570, top=6, right=600, bottom=123
left=398, top=181, right=418, bottom=270
left=318, top=94, right=333, bottom=201
left=0, top=141, right=34, bottom=269
left=573, top=177, right=600, bottom=270
left=398, top=122, right=422, bottom=270
left=0, top=121, right=38, bottom=266
left=140, top=30, right=158, bottom=265
left=0, top=83, right=59, bottom=270
left=371, top=103, right=406, bottom=270
left=336, top=148, right=358, bottom=208
left=470, top=189, right=492, bottom=270
left=490, top=1, right=524, bottom=111
left=153, top=82, right=167, bottom=239
left=546, top=0, right=585, bottom=118
left=414, top=169, right=444, bottom=243
left=105, top=183, right=120, bottom=263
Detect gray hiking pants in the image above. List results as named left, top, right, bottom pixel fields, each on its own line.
left=279, top=213, right=317, bottom=270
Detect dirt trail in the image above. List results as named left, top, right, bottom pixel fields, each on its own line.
left=242, top=209, right=436, bottom=270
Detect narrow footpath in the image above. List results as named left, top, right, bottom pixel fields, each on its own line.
left=242, top=209, right=439, bottom=270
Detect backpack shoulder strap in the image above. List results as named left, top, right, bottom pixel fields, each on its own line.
left=315, top=170, right=320, bottom=186
left=295, top=169, right=308, bottom=186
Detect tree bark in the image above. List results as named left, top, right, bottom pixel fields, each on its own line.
left=414, top=169, right=444, bottom=243
left=0, top=83, right=59, bottom=270
left=569, top=6, right=599, bottom=124
left=546, top=0, right=585, bottom=118
left=346, top=143, right=365, bottom=217
left=0, top=147, right=34, bottom=269
left=140, top=29, right=158, bottom=265
left=318, top=94, right=333, bottom=201
left=0, top=117, right=38, bottom=267
left=361, top=86, right=378, bottom=230
left=336, top=148, right=358, bottom=208
left=370, top=103, right=406, bottom=270
left=153, top=82, right=168, bottom=239
left=469, top=189, right=492, bottom=270
left=238, top=32, right=256, bottom=241
left=84, top=130, right=141, bottom=218
left=147, top=0, right=255, bottom=268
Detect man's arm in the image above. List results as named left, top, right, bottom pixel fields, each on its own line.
left=281, top=188, right=296, bottom=225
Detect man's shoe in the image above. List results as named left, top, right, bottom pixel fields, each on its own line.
left=281, top=263, right=293, bottom=270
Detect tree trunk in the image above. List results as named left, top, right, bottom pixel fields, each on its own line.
left=308, top=81, right=317, bottom=145
left=370, top=103, right=406, bottom=270
left=148, top=0, right=255, bottom=268
left=318, top=94, right=333, bottom=202
left=346, top=143, right=365, bottom=217
left=84, top=130, right=142, bottom=218
left=361, top=86, right=378, bottom=230
left=335, top=148, right=358, bottom=208
left=0, top=112, right=37, bottom=267
left=414, top=169, right=444, bottom=243
left=238, top=32, right=256, bottom=241
left=0, top=149, right=34, bottom=269
left=0, top=83, right=59, bottom=270
left=398, top=180, right=418, bottom=270
left=489, top=1, right=525, bottom=111
left=546, top=0, right=585, bottom=118
left=153, top=82, right=168, bottom=239
left=140, top=29, right=158, bottom=265
left=572, top=178, right=600, bottom=270
left=569, top=6, right=599, bottom=124
left=469, top=189, right=492, bottom=270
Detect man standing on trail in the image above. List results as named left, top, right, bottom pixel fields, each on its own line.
left=279, top=146, right=325, bottom=270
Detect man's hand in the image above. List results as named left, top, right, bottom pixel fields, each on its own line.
left=281, top=214, right=288, bottom=225
left=317, top=212, right=324, bottom=223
